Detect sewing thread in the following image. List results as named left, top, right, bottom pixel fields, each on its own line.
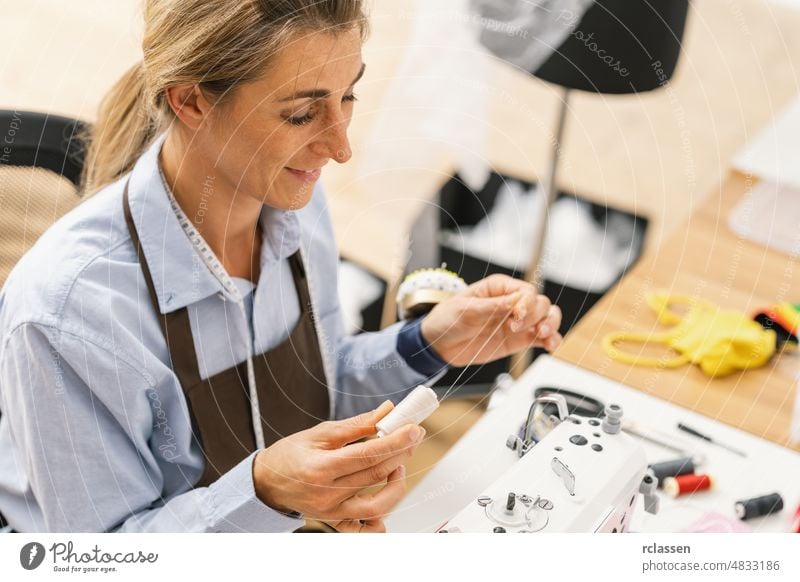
left=376, top=385, right=440, bottom=437
left=663, top=473, right=714, bottom=498
left=735, top=493, right=784, bottom=520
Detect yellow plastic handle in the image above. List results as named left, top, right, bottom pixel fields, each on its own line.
left=601, top=330, right=691, bottom=368
left=646, top=292, right=713, bottom=326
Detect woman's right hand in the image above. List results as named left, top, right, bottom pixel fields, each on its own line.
left=252, top=400, right=424, bottom=532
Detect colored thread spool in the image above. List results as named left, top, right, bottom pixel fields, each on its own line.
left=648, top=457, right=695, bottom=488
left=376, top=385, right=439, bottom=437
left=735, top=493, right=784, bottom=521
left=792, top=505, right=800, bottom=534
left=662, top=474, right=714, bottom=498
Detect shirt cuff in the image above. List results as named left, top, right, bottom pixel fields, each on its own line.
left=396, top=317, right=449, bottom=377
left=208, top=451, right=305, bottom=533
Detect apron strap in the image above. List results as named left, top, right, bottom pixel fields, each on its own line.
left=287, top=251, right=312, bottom=315
left=123, top=180, right=202, bottom=387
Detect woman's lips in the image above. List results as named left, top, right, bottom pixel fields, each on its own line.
left=285, top=167, right=322, bottom=184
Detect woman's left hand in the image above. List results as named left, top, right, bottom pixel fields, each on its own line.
left=420, top=274, right=562, bottom=367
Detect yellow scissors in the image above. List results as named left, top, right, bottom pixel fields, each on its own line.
left=602, top=293, right=776, bottom=378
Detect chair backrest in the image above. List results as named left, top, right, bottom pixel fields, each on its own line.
left=0, top=111, right=88, bottom=286
left=0, top=110, right=86, bottom=184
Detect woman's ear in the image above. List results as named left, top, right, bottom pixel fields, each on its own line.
left=164, top=84, right=214, bottom=130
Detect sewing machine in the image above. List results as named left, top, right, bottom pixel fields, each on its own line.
left=387, top=356, right=800, bottom=533
left=435, top=394, right=659, bottom=533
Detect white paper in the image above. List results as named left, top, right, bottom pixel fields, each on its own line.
left=791, top=353, right=800, bottom=443
left=733, top=95, right=800, bottom=189
left=792, top=382, right=800, bottom=443
left=727, top=180, right=800, bottom=257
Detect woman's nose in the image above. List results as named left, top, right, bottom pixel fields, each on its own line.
left=312, top=115, right=352, bottom=164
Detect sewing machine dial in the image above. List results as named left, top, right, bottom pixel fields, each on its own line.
left=479, top=492, right=552, bottom=532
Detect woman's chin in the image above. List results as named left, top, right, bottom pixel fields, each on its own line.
left=263, top=184, right=316, bottom=211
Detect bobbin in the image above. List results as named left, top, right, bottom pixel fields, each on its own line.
left=376, top=385, right=440, bottom=437
left=648, top=457, right=696, bottom=488
left=735, top=492, right=784, bottom=521
left=662, top=474, right=714, bottom=498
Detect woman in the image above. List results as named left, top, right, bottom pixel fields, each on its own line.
left=0, top=0, right=562, bottom=533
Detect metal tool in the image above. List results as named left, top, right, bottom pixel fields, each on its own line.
left=622, top=420, right=690, bottom=455
left=677, top=422, right=748, bottom=458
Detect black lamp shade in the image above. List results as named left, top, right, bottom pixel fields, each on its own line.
left=534, top=0, right=689, bottom=94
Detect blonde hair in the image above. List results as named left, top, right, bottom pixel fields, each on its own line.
left=82, top=0, right=368, bottom=192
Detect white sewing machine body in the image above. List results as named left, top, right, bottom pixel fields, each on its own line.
left=387, top=357, right=800, bottom=533
left=440, top=401, right=655, bottom=533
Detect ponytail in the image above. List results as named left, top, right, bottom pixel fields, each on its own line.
left=81, top=62, right=162, bottom=193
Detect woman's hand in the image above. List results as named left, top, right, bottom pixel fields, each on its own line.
left=252, top=401, right=423, bottom=532
left=420, top=274, right=563, bottom=367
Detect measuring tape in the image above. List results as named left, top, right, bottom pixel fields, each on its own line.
left=158, top=168, right=266, bottom=450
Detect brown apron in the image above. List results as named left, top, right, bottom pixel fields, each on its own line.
left=123, top=183, right=330, bottom=487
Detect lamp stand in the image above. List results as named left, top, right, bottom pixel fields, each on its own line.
left=511, top=86, right=571, bottom=375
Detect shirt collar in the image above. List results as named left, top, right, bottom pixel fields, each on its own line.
left=259, top=202, right=301, bottom=265
left=126, top=133, right=301, bottom=314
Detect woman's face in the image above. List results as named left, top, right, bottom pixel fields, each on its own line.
left=205, top=27, right=363, bottom=210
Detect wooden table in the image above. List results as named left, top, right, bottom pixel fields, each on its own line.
left=555, top=171, right=800, bottom=451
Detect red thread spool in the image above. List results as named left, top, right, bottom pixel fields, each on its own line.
left=792, top=505, right=800, bottom=533
left=663, top=473, right=714, bottom=498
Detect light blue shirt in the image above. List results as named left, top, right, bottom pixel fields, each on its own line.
left=0, top=134, right=437, bottom=532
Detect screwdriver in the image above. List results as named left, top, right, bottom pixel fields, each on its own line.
left=677, top=422, right=748, bottom=458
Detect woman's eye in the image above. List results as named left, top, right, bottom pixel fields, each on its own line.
left=286, top=112, right=314, bottom=126
left=284, top=94, right=356, bottom=126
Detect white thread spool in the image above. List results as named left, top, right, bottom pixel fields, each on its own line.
left=377, top=385, right=440, bottom=437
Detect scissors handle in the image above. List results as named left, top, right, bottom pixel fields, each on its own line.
left=601, top=331, right=690, bottom=368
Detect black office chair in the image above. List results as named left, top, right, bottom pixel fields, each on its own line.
left=0, top=111, right=88, bottom=286
left=0, top=110, right=87, bottom=184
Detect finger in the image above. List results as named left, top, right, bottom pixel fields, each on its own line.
left=329, top=424, right=424, bottom=476
left=507, top=290, right=549, bottom=332
left=543, top=332, right=563, bottom=352
left=359, top=518, right=387, bottom=533
left=338, top=465, right=407, bottom=519
left=328, top=517, right=386, bottom=533
left=527, top=329, right=562, bottom=351
left=316, top=400, right=395, bottom=448
left=528, top=304, right=562, bottom=338
left=463, top=293, right=518, bottom=325
left=467, top=273, right=530, bottom=299
left=333, top=440, right=420, bottom=490
left=324, top=518, right=354, bottom=532
left=325, top=519, right=348, bottom=532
